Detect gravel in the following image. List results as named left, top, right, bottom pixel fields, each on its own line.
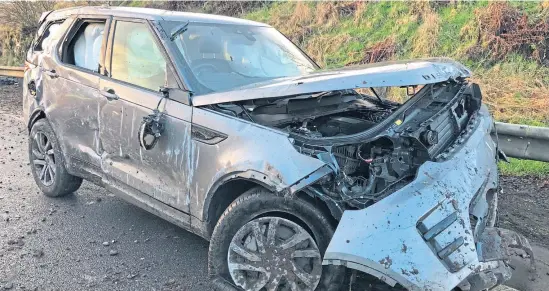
left=499, top=175, right=549, bottom=248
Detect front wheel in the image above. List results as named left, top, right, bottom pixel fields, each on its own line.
left=208, top=187, right=344, bottom=291
left=29, top=119, right=82, bottom=197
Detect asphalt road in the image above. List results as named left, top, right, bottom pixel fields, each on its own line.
left=1, top=80, right=548, bottom=291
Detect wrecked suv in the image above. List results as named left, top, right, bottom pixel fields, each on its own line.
left=23, top=6, right=531, bottom=291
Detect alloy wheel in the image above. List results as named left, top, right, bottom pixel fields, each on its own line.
left=31, top=132, right=56, bottom=186
left=228, top=217, right=322, bottom=291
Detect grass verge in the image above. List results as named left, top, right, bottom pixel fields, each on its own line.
left=499, top=158, right=549, bottom=177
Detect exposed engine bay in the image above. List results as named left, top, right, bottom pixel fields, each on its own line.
left=208, top=80, right=482, bottom=212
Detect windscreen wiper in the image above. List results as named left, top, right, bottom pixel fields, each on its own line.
left=170, top=21, right=190, bottom=41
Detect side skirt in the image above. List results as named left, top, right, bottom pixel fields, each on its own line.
left=65, top=154, right=210, bottom=241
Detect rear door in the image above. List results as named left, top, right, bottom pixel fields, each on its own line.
left=99, top=18, right=193, bottom=213
left=38, top=16, right=111, bottom=171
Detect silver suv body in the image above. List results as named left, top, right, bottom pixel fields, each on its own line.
left=23, top=6, right=531, bottom=291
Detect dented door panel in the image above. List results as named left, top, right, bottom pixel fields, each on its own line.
left=98, top=77, right=193, bottom=213
left=323, top=106, right=504, bottom=290
left=26, top=15, right=106, bottom=169
left=49, top=65, right=102, bottom=166
left=38, top=55, right=103, bottom=168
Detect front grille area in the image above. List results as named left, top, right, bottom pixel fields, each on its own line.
left=427, top=94, right=471, bottom=157
left=427, top=110, right=459, bottom=156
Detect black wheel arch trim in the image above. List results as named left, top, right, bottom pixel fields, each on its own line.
left=27, top=108, right=47, bottom=132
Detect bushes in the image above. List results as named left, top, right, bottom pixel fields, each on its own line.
left=472, top=2, right=549, bottom=65
left=0, top=1, right=55, bottom=65
left=151, top=1, right=270, bottom=16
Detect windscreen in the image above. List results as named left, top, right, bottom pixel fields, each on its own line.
left=163, top=21, right=317, bottom=94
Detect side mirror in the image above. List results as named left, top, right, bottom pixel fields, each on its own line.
left=159, top=87, right=192, bottom=105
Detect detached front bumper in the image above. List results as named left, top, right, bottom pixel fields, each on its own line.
left=323, top=107, right=533, bottom=291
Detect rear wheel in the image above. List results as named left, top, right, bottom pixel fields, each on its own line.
left=208, top=187, right=344, bottom=291
left=29, top=119, right=82, bottom=197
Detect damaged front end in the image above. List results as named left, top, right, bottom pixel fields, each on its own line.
left=291, top=93, right=530, bottom=290
left=290, top=89, right=532, bottom=290
left=202, top=59, right=531, bottom=290
left=321, top=103, right=534, bottom=290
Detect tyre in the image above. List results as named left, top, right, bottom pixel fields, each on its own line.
left=209, top=187, right=345, bottom=291
left=29, top=119, right=82, bottom=197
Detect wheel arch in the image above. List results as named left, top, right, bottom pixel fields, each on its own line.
left=204, top=175, right=265, bottom=236
left=203, top=171, right=338, bottom=237
left=28, top=108, right=47, bottom=132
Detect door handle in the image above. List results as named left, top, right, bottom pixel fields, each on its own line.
left=43, top=69, right=58, bottom=79
left=100, top=88, right=119, bottom=100
left=28, top=81, right=37, bottom=97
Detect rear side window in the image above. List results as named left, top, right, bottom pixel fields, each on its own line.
left=110, top=21, right=167, bottom=91
left=27, top=18, right=72, bottom=63
left=61, top=19, right=107, bottom=73
left=34, top=22, right=63, bottom=52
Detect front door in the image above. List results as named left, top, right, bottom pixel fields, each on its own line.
left=98, top=19, right=193, bottom=213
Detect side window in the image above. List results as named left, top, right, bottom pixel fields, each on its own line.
left=28, top=18, right=74, bottom=63
left=34, top=22, right=62, bottom=52
left=110, top=21, right=167, bottom=91
left=61, top=19, right=107, bottom=72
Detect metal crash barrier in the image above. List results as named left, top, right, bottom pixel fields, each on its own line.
left=0, top=66, right=24, bottom=78
left=494, top=122, right=549, bottom=162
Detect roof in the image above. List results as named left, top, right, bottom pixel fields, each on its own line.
left=48, top=6, right=269, bottom=26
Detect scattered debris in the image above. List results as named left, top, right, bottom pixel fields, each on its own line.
left=7, top=238, right=24, bottom=247
left=378, top=256, right=393, bottom=269
left=31, top=249, right=44, bottom=258
left=165, top=278, right=177, bottom=286
left=1, top=282, right=13, bottom=290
